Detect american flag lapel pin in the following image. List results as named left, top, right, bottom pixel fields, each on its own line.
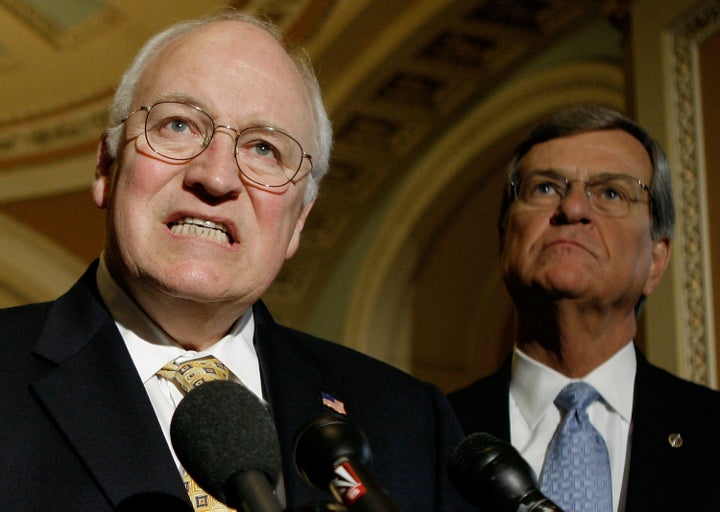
left=321, top=391, right=347, bottom=415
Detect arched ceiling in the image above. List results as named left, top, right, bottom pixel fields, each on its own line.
left=0, top=0, right=620, bottom=317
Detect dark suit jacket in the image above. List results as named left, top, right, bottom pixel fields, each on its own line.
left=448, top=348, right=720, bottom=511
left=0, top=262, right=473, bottom=512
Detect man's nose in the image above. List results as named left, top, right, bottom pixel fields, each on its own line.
left=183, top=129, right=243, bottom=199
left=557, top=181, right=594, bottom=222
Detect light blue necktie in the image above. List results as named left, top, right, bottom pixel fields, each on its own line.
left=540, top=382, right=613, bottom=512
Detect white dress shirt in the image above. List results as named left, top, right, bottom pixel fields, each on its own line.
left=95, top=256, right=264, bottom=470
left=509, top=343, right=636, bottom=512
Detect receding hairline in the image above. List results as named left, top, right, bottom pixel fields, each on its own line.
left=138, top=19, right=308, bottom=91
left=519, top=128, right=654, bottom=174
left=132, top=19, right=318, bottom=131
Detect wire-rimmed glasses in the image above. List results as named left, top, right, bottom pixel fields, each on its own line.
left=120, top=101, right=313, bottom=188
left=511, top=170, right=650, bottom=218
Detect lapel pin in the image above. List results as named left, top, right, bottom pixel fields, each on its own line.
left=668, top=432, right=683, bottom=448
left=321, top=391, right=347, bottom=415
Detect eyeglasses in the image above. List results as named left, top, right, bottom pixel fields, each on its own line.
left=511, top=170, right=650, bottom=218
left=120, top=101, right=313, bottom=188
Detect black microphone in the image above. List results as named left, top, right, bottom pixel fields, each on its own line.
left=170, top=380, right=283, bottom=512
left=448, top=432, right=562, bottom=511
left=293, top=415, right=403, bottom=512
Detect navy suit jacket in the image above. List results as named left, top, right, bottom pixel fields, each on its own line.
left=0, top=262, right=473, bottom=511
left=448, top=348, right=720, bottom=511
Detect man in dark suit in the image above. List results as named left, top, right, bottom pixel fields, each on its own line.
left=0, top=11, right=472, bottom=512
left=448, top=104, right=720, bottom=511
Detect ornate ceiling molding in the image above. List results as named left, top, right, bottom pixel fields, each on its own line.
left=0, top=97, right=107, bottom=168
left=264, top=0, right=609, bottom=320
left=0, top=0, right=121, bottom=49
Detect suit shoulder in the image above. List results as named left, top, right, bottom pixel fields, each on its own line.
left=0, top=302, right=52, bottom=339
left=276, top=323, right=420, bottom=384
left=640, top=360, right=720, bottom=405
left=447, top=363, right=510, bottom=406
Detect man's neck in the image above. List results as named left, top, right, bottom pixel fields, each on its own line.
left=109, top=271, right=252, bottom=351
left=139, top=298, right=248, bottom=351
left=516, top=300, right=637, bottom=378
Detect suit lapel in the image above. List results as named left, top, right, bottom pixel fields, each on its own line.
left=30, top=266, right=188, bottom=508
left=253, top=301, right=336, bottom=508
left=625, top=349, right=681, bottom=509
left=479, top=359, right=512, bottom=440
left=450, top=358, right=512, bottom=441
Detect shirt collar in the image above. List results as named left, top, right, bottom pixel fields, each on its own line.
left=96, top=256, right=262, bottom=396
left=510, top=342, right=636, bottom=429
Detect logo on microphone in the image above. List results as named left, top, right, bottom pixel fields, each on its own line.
left=332, top=461, right=367, bottom=504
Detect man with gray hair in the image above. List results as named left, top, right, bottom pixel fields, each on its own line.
left=449, top=104, right=720, bottom=511
left=0, top=10, right=472, bottom=512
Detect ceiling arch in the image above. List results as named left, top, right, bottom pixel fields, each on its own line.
left=338, top=60, right=625, bottom=386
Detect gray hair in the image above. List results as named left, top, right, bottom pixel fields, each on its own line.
left=105, top=9, right=332, bottom=203
left=498, top=104, right=674, bottom=242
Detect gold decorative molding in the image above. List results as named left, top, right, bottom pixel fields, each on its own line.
left=669, top=1, right=720, bottom=385
left=0, top=0, right=121, bottom=50
left=0, top=100, right=108, bottom=168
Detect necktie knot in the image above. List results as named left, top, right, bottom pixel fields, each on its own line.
left=158, top=356, right=229, bottom=394
left=555, top=381, right=600, bottom=414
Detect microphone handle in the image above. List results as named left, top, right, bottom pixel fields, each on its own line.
left=225, top=469, right=284, bottom=512
left=330, top=458, right=403, bottom=512
left=517, top=489, right=563, bottom=512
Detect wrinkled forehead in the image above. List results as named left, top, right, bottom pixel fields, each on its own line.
left=134, top=20, right=315, bottom=136
left=517, top=129, right=653, bottom=182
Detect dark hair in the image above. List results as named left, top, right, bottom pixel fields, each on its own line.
left=498, top=104, right=674, bottom=242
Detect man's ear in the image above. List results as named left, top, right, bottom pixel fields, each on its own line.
left=92, top=133, right=114, bottom=209
left=643, top=237, right=671, bottom=297
left=285, top=198, right=315, bottom=260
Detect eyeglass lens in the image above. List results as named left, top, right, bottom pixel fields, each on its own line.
left=515, top=171, right=646, bottom=217
left=143, top=101, right=306, bottom=187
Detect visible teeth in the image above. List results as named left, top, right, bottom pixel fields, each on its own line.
left=180, top=217, right=228, bottom=232
left=170, top=217, right=231, bottom=244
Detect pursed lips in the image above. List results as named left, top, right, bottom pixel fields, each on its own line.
left=167, top=216, right=235, bottom=245
left=543, top=237, right=593, bottom=255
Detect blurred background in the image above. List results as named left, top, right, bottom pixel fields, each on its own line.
left=0, top=0, right=718, bottom=393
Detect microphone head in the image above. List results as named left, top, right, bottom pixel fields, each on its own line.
left=448, top=432, right=539, bottom=511
left=170, top=380, right=281, bottom=504
left=293, top=414, right=372, bottom=490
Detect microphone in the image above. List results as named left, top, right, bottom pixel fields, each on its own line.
left=170, top=380, right=283, bottom=512
left=448, top=432, right=562, bottom=511
left=293, top=415, right=403, bottom=512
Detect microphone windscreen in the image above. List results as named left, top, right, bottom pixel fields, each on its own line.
left=170, top=380, right=281, bottom=503
left=448, top=432, right=538, bottom=511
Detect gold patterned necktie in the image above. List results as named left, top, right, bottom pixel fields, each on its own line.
left=158, top=356, right=235, bottom=512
